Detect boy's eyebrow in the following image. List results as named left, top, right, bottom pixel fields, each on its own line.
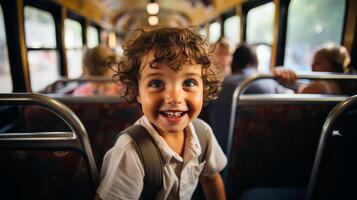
left=141, top=72, right=162, bottom=80
left=141, top=72, right=202, bottom=81
left=182, top=72, right=202, bottom=78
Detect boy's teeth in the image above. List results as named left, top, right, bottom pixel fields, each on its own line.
left=163, top=111, right=183, bottom=117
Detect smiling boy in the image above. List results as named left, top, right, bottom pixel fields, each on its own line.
left=96, top=27, right=227, bottom=200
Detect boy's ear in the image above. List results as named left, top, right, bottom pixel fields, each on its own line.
left=136, top=94, right=142, bottom=104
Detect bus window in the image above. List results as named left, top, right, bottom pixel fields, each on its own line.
left=0, top=6, right=11, bottom=93
left=209, top=22, right=221, bottom=44
left=284, top=0, right=346, bottom=72
left=65, top=18, right=83, bottom=78
left=254, top=44, right=271, bottom=73
left=224, top=15, right=240, bottom=47
left=246, top=2, right=275, bottom=72
left=24, top=6, right=58, bottom=92
left=199, top=26, right=208, bottom=39
left=87, top=26, right=99, bottom=48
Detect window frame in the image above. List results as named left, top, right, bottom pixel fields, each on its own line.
left=243, top=0, right=275, bottom=70
left=24, top=5, right=59, bottom=91
left=23, top=1, right=65, bottom=91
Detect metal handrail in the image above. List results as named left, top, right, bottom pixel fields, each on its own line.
left=46, top=77, right=114, bottom=93
left=306, top=94, right=357, bottom=200
left=0, top=93, right=98, bottom=188
left=48, top=94, right=126, bottom=104
left=224, top=73, right=357, bottom=183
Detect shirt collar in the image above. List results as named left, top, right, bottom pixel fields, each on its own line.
left=135, top=116, right=201, bottom=166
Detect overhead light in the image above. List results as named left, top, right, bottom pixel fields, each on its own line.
left=146, top=2, right=159, bottom=15
left=148, top=16, right=159, bottom=26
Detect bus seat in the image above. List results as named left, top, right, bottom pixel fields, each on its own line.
left=240, top=187, right=305, bottom=200
left=24, top=95, right=142, bottom=169
left=225, top=94, right=345, bottom=199
left=307, top=95, right=357, bottom=200
left=0, top=93, right=98, bottom=200
left=0, top=150, right=94, bottom=200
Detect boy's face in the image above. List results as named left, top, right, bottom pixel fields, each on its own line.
left=137, top=54, right=204, bottom=135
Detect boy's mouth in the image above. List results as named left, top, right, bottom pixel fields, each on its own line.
left=159, top=111, right=188, bottom=118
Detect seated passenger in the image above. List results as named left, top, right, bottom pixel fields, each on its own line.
left=96, top=27, right=227, bottom=200
left=299, top=43, right=352, bottom=94
left=208, top=43, right=292, bottom=152
left=274, top=43, right=353, bottom=95
left=228, top=43, right=292, bottom=94
left=73, top=46, right=123, bottom=96
left=213, top=38, right=233, bottom=77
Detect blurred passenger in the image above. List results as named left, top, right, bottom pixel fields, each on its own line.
left=230, top=43, right=292, bottom=93
left=208, top=43, right=292, bottom=152
left=214, top=38, right=233, bottom=77
left=275, top=43, right=354, bottom=95
left=300, top=43, right=351, bottom=94
left=73, top=46, right=123, bottom=96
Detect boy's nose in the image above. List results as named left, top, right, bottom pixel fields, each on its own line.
left=164, top=86, right=183, bottom=104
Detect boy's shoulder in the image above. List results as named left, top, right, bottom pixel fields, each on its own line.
left=113, top=129, right=139, bottom=150
left=191, top=118, right=212, bottom=135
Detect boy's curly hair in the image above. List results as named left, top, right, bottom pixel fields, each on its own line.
left=113, top=27, right=223, bottom=104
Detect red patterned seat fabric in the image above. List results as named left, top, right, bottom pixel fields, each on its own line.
left=227, top=103, right=338, bottom=199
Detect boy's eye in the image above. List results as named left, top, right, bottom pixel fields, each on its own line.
left=148, top=80, right=164, bottom=88
left=183, top=79, right=197, bottom=88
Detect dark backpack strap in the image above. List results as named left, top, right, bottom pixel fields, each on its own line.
left=192, top=118, right=209, bottom=163
left=118, top=125, right=163, bottom=200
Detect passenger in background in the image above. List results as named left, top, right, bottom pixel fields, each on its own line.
left=300, top=43, right=352, bottom=94
left=229, top=43, right=293, bottom=94
left=208, top=43, right=292, bottom=153
left=213, top=38, right=234, bottom=77
left=274, top=43, right=354, bottom=95
left=199, top=38, right=233, bottom=123
left=73, top=46, right=123, bottom=96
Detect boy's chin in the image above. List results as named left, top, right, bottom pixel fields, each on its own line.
left=153, top=122, right=188, bottom=136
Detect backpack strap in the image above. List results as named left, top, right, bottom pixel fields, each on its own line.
left=118, top=125, right=163, bottom=200
left=192, top=118, right=209, bottom=163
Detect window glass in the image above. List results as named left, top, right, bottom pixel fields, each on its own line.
left=0, top=6, right=12, bottom=92
left=87, top=26, right=99, bottom=48
left=65, top=19, right=83, bottom=78
left=65, top=19, right=82, bottom=48
left=284, top=0, right=345, bottom=72
left=199, top=26, right=208, bottom=39
left=28, top=50, right=58, bottom=91
left=255, top=44, right=271, bottom=73
left=246, top=2, right=274, bottom=70
left=24, top=6, right=56, bottom=48
left=224, top=15, right=240, bottom=46
left=209, top=22, right=221, bottom=44
left=24, top=6, right=58, bottom=92
left=246, top=2, right=275, bottom=44
left=66, top=49, right=82, bottom=78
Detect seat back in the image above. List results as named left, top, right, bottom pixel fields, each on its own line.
left=24, top=95, right=142, bottom=169
left=44, top=77, right=114, bottom=94
left=226, top=94, right=345, bottom=199
left=0, top=93, right=98, bottom=200
left=306, top=95, right=357, bottom=200
left=224, top=73, right=357, bottom=199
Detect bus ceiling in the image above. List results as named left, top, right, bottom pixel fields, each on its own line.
left=54, top=0, right=247, bottom=30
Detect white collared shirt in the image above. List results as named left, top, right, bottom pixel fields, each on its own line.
left=97, top=116, right=227, bottom=200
